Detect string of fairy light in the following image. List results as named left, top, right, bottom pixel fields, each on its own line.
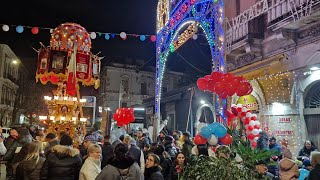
left=246, top=69, right=303, bottom=154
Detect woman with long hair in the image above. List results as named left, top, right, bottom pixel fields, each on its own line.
left=298, top=140, right=318, bottom=160
left=170, top=152, right=186, bottom=180
left=144, top=154, right=164, bottom=180
left=79, top=144, right=102, bottom=180
left=16, top=141, right=45, bottom=180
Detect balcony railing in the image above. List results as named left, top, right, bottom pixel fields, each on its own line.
left=226, top=0, right=319, bottom=51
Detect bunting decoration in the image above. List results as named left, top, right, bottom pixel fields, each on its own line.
left=1, top=23, right=157, bottom=42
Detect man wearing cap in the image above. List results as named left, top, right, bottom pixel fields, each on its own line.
left=81, top=134, right=98, bottom=160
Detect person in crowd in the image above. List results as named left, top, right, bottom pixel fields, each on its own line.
left=137, top=129, right=150, bottom=150
left=44, top=133, right=59, bottom=157
left=298, top=140, right=318, bottom=161
left=79, top=144, right=102, bottom=180
left=303, top=159, right=313, bottom=171
left=181, top=132, right=194, bottom=159
left=81, top=134, right=98, bottom=160
left=307, top=151, right=320, bottom=180
left=255, top=160, right=275, bottom=179
left=92, top=130, right=103, bottom=145
left=268, top=137, right=281, bottom=177
left=4, top=128, right=33, bottom=175
left=123, top=135, right=132, bottom=147
left=128, top=139, right=145, bottom=173
left=41, top=134, right=82, bottom=180
left=96, top=143, right=143, bottom=180
left=4, top=129, right=19, bottom=148
left=196, top=144, right=209, bottom=157
left=119, top=134, right=125, bottom=142
left=278, top=149, right=299, bottom=179
left=101, top=135, right=114, bottom=168
left=15, top=141, right=45, bottom=180
left=163, top=135, right=177, bottom=161
left=143, top=144, right=151, bottom=159
left=28, top=125, right=37, bottom=140
left=158, top=129, right=168, bottom=143
left=257, top=131, right=269, bottom=151
left=172, top=130, right=183, bottom=150
left=154, top=144, right=172, bottom=179
left=145, top=154, right=164, bottom=180
left=170, top=152, right=186, bottom=180
left=0, top=136, right=7, bottom=155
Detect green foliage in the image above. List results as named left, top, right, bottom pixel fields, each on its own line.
left=182, top=125, right=277, bottom=180
left=182, top=155, right=269, bottom=180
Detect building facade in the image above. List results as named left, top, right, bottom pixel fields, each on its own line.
left=97, top=62, right=186, bottom=129
left=0, top=44, right=30, bottom=126
left=225, top=0, right=320, bottom=155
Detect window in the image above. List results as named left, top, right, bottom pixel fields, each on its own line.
left=141, top=82, right=147, bottom=95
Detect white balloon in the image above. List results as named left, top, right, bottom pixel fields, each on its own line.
left=255, top=121, right=261, bottom=126
left=2, top=25, right=9, bottom=32
left=207, top=134, right=218, bottom=145
left=249, top=120, right=256, bottom=126
left=90, top=32, right=97, bottom=39
left=246, top=112, right=252, bottom=118
left=252, top=129, right=259, bottom=135
left=236, top=104, right=242, bottom=108
left=50, top=29, right=54, bottom=33
left=197, top=122, right=206, bottom=132
left=120, top=32, right=127, bottom=39
left=192, top=34, right=198, bottom=40
left=258, top=129, right=262, bottom=132
left=254, top=136, right=259, bottom=142
left=241, top=107, right=247, bottom=112
left=231, top=104, right=237, bottom=108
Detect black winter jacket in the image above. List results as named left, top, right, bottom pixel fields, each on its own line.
left=40, top=145, right=82, bottom=180
left=145, top=166, right=164, bottom=180
left=16, top=157, right=45, bottom=180
left=101, top=142, right=114, bottom=168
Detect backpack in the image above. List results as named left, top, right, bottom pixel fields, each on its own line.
left=116, top=166, right=131, bottom=180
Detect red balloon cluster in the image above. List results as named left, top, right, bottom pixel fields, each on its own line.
left=113, top=108, right=135, bottom=127
left=197, top=72, right=253, bottom=99
left=231, top=104, right=262, bottom=148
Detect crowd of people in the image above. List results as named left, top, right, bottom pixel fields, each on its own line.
left=0, top=124, right=319, bottom=180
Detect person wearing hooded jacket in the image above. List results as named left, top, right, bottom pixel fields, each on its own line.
left=96, top=143, right=144, bottom=180
left=278, top=149, right=299, bottom=180
left=40, top=134, right=82, bottom=180
left=163, top=136, right=177, bottom=161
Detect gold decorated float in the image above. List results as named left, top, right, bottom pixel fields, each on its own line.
left=36, top=23, right=102, bottom=143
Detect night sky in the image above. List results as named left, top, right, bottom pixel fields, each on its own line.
left=0, top=0, right=212, bottom=78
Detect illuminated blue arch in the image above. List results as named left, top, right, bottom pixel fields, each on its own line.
left=155, top=0, right=225, bottom=127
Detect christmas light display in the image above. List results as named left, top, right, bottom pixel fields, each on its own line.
left=155, top=0, right=225, bottom=123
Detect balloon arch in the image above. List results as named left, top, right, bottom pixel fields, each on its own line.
left=154, top=0, right=225, bottom=132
